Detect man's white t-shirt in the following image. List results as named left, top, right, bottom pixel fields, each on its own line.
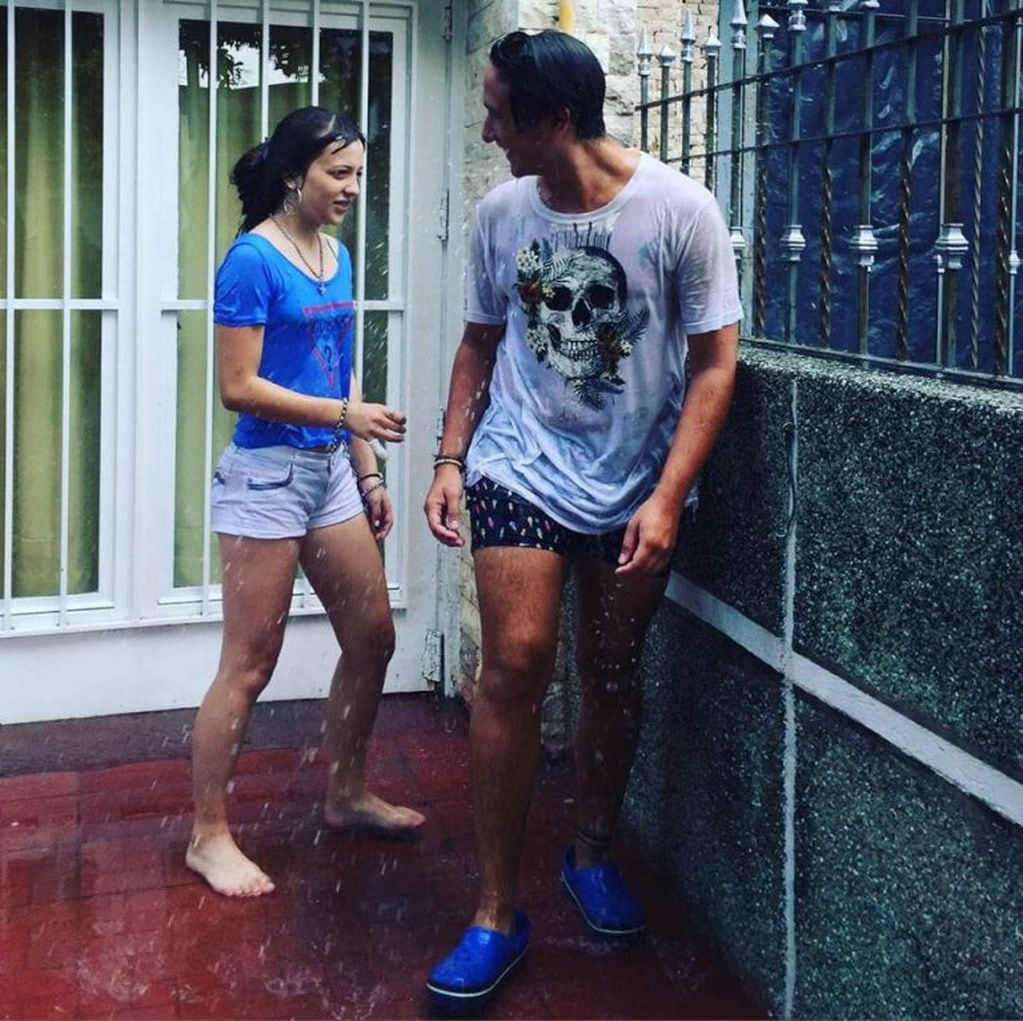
left=465, top=151, right=743, bottom=533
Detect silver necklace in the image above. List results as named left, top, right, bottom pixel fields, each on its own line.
left=270, top=214, right=326, bottom=293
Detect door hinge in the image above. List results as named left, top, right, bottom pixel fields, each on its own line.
left=436, top=189, right=449, bottom=243
left=435, top=407, right=446, bottom=443
left=422, top=629, right=444, bottom=689
left=442, top=2, right=453, bottom=42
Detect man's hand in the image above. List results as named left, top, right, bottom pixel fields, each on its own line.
left=424, top=465, right=465, bottom=547
left=615, top=492, right=680, bottom=578
left=362, top=485, right=394, bottom=541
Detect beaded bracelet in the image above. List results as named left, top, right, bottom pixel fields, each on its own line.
left=357, top=471, right=383, bottom=485
left=328, top=398, right=349, bottom=453
left=433, top=454, right=466, bottom=473
left=360, top=479, right=385, bottom=501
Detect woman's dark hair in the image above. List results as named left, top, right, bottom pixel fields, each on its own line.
left=231, top=106, right=366, bottom=233
left=489, top=30, right=606, bottom=140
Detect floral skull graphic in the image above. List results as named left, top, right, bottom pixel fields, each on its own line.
left=516, top=240, right=646, bottom=408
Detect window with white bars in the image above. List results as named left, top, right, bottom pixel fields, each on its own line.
left=1, top=0, right=413, bottom=632
left=0, top=2, right=116, bottom=629
left=172, top=12, right=400, bottom=595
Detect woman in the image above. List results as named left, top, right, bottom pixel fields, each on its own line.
left=187, top=107, right=423, bottom=898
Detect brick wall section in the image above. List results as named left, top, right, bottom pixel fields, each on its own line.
left=456, top=2, right=721, bottom=756
left=635, top=2, right=719, bottom=177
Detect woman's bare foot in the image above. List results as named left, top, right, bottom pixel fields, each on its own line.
left=185, top=831, right=276, bottom=897
left=323, top=791, right=426, bottom=834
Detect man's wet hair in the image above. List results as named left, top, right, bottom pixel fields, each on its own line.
left=489, top=30, right=606, bottom=140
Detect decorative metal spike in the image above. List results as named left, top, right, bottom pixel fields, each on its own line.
left=850, top=224, right=879, bottom=269
left=731, top=0, right=748, bottom=50
left=779, top=225, right=807, bottom=263
left=658, top=44, right=677, bottom=68
left=703, top=28, right=722, bottom=57
left=1009, top=251, right=1020, bottom=277
left=826, top=2, right=843, bottom=13
left=862, top=0, right=880, bottom=8
left=637, top=28, right=653, bottom=77
left=681, top=8, right=696, bottom=44
left=680, top=9, right=696, bottom=63
left=756, top=14, right=780, bottom=40
left=934, top=223, right=969, bottom=273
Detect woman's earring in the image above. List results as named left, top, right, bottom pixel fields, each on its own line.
left=282, top=186, right=301, bottom=217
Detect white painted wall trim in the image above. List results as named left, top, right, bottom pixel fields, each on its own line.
left=664, top=571, right=1023, bottom=831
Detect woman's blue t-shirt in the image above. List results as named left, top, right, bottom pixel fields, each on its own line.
left=213, top=232, right=354, bottom=449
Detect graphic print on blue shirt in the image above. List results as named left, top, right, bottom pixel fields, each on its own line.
left=515, top=232, right=648, bottom=409
left=304, top=299, right=353, bottom=392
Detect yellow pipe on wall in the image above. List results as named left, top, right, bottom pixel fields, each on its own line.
left=559, top=0, right=575, bottom=34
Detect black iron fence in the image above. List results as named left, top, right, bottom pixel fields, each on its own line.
left=639, top=1, right=1023, bottom=386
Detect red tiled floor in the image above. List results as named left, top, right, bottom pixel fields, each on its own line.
left=0, top=695, right=764, bottom=1019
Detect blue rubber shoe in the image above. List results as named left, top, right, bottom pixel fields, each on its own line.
left=561, top=846, right=646, bottom=936
left=426, top=910, right=531, bottom=1009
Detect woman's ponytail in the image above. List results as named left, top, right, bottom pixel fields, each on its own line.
left=231, top=140, right=285, bottom=234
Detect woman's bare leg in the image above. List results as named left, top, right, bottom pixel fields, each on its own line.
left=300, top=513, right=424, bottom=832
left=186, top=534, right=299, bottom=896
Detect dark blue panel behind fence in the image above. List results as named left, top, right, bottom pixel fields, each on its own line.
left=641, top=1, right=1022, bottom=386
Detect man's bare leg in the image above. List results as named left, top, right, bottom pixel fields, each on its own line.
left=470, top=546, right=568, bottom=934
left=571, top=556, right=667, bottom=868
left=300, top=514, right=424, bottom=833
left=187, top=534, right=299, bottom=896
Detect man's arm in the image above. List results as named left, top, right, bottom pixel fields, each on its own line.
left=616, top=321, right=739, bottom=577
left=424, top=321, right=505, bottom=547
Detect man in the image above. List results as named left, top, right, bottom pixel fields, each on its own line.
left=423, top=28, right=741, bottom=1008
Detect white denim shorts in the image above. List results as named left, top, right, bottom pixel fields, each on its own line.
left=210, top=443, right=364, bottom=539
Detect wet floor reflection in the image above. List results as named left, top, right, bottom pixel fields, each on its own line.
left=0, top=696, right=761, bottom=1019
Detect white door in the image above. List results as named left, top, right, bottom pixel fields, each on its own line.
left=0, top=0, right=454, bottom=721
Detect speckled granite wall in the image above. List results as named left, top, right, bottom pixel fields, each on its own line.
left=627, top=600, right=787, bottom=1012
left=795, top=696, right=1023, bottom=1020
left=561, top=345, right=1023, bottom=1019
left=671, top=355, right=795, bottom=635
left=793, top=357, right=1023, bottom=775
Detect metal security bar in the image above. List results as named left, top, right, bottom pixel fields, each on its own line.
left=1, top=2, right=114, bottom=632
left=169, top=0, right=410, bottom=617
left=640, top=1, right=1023, bottom=387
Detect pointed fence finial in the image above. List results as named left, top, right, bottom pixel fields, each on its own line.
left=680, top=8, right=696, bottom=63
left=756, top=14, right=779, bottom=41
left=731, top=0, right=748, bottom=50
left=658, top=43, right=677, bottom=68
left=637, top=28, right=653, bottom=77
left=703, top=26, right=722, bottom=57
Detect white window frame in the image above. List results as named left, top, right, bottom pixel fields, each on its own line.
left=0, top=0, right=125, bottom=634
left=0, top=0, right=419, bottom=637
left=134, top=0, right=415, bottom=626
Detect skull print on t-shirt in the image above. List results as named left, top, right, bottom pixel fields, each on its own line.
left=516, top=238, right=648, bottom=409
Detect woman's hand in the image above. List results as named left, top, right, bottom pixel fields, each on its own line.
left=346, top=401, right=407, bottom=443
left=361, top=484, right=394, bottom=540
